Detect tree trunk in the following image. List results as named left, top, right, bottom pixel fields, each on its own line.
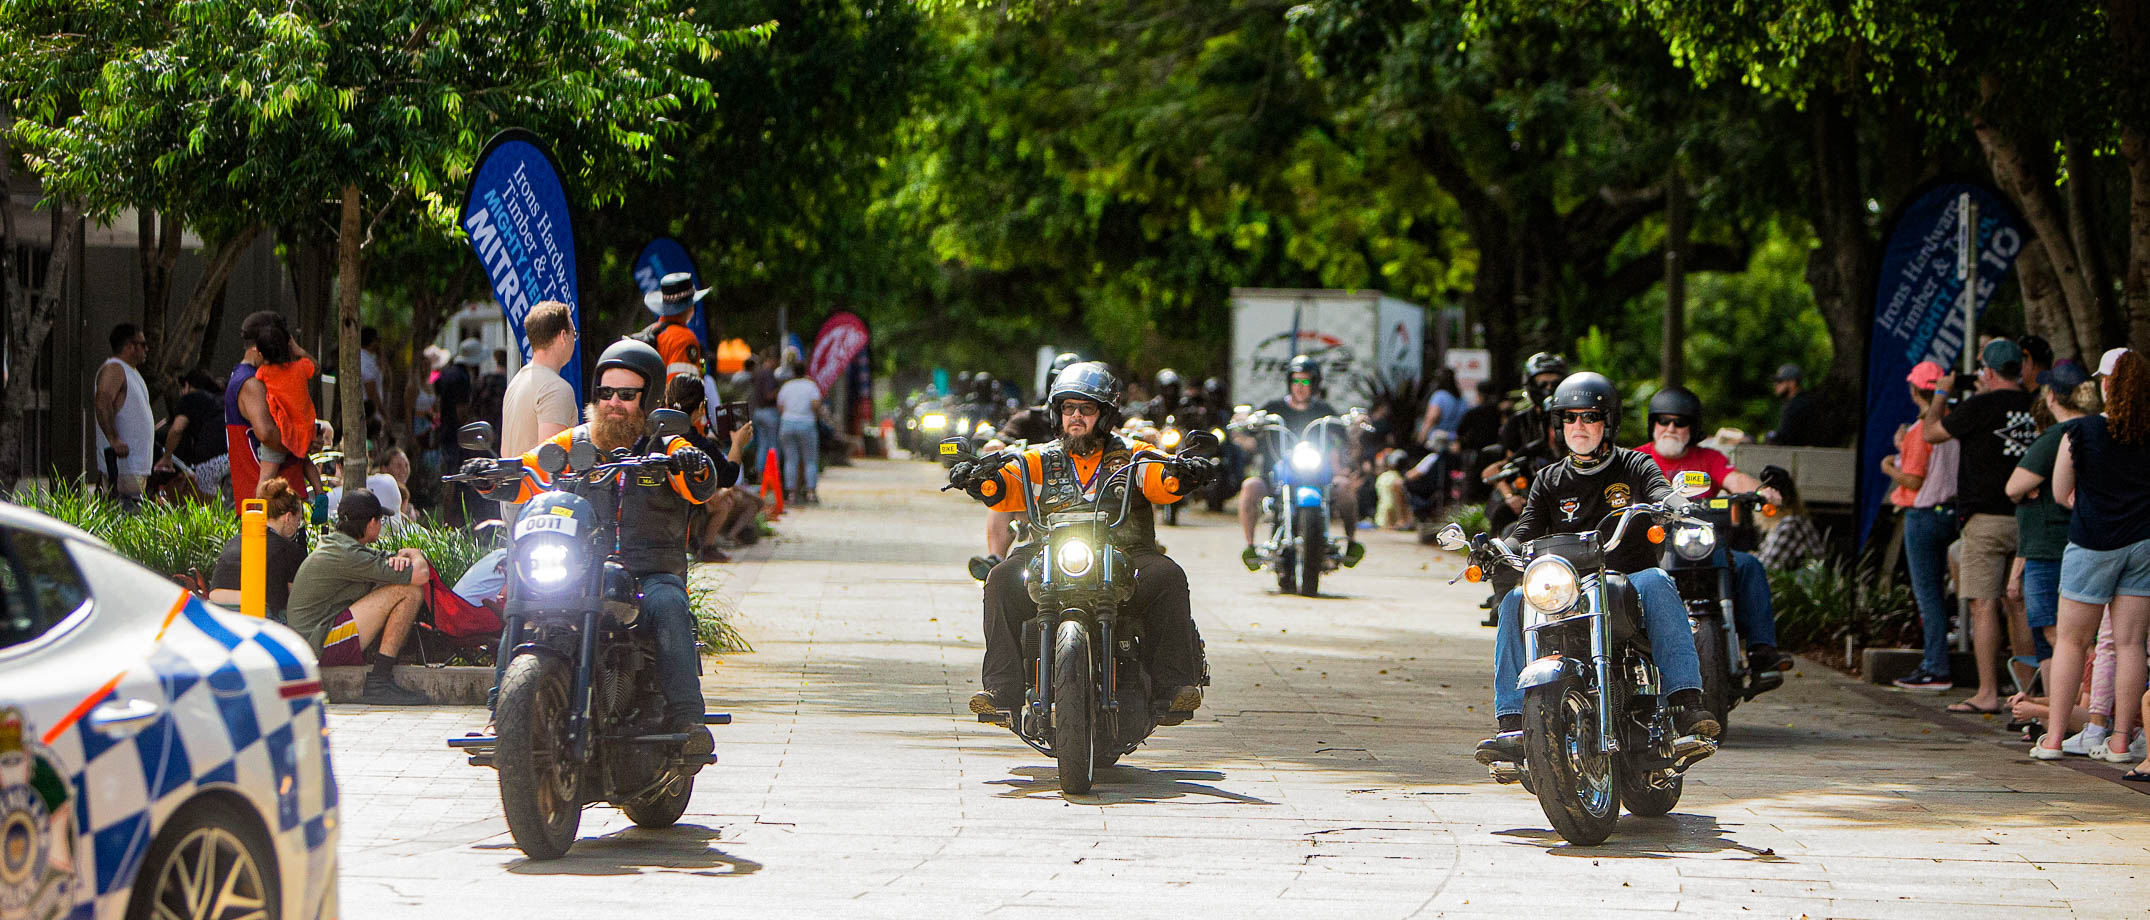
left=1972, top=74, right=2111, bottom=350
left=2015, top=238, right=2084, bottom=361
left=1661, top=159, right=1688, bottom=388
left=138, top=210, right=181, bottom=392
left=151, top=224, right=261, bottom=388
left=336, top=186, right=368, bottom=487
left=1802, top=95, right=1874, bottom=407
left=0, top=201, right=82, bottom=490
left=2122, top=123, right=2150, bottom=350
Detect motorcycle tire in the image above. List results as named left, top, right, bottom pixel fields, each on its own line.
left=1522, top=679, right=1620, bottom=846
left=1275, top=546, right=1297, bottom=594
left=1163, top=500, right=1181, bottom=527
left=1617, top=762, right=1683, bottom=817
left=496, top=653, right=582, bottom=859
left=1053, top=619, right=1097, bottom=795
left=1692, top=618, right=1735, bottom=743
left=1295, top=506, right=1323, bottom=597
left=622, top=776, right=694, bottom=828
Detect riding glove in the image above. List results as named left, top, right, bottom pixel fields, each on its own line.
left=671, top=446, right=713, bottom=480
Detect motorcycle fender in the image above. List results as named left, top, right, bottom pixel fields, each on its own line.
left=1516, top=656, right=1580, bottom=692
left=509, top=642, right=575, bottom=667
left=1293, top=485, right=1325, bottom=508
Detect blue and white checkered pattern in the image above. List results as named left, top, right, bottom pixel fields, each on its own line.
left=40, top=597, right=337, bottom=920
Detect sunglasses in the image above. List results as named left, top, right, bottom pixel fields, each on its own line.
left=593, top=385, right=644, bottom=403
left=1650, top=414, right=1690, bottom=429
left=1290, top=377, right=1316, bottom=386
left=1060, top=403, right=1101, bottom=418
left=1557, top=410, right=1607, bottom=426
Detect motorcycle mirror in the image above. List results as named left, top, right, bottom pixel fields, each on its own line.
left=1435, top=522, right=1470, bottom=552
left=535, top=441, right=569, bottom=476
left=647, top=408, right=690, bottom=439
left=938, top=436, right=974, bottom=464
left=568, top=439, right=599, bottom=470
left=456, top=421, right=495, bottom=454
left=1180, top=429, right=1220, bottom=458
left=1676, top=470, right=1713, bottom=498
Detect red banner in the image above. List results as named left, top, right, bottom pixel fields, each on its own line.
left=808, top=312, right=869, bottom=393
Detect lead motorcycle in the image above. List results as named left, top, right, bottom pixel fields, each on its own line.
left=1661, top=475, right=1782, bottom=740
left=939, top=430, right=1218, bottom=796
left=444, top=412, right=728, bottom=860
left=1232, top=408, right=1368, bottom=596
left=1438, top=481, right=1717, bottom=846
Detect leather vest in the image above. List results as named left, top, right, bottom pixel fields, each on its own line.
left=561, top=429, right=694, bottom=577
left=1032, top=436, right=1156, bottom=553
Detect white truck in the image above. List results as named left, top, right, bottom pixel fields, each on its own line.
left=1229, top=288, right=1426, bottom=406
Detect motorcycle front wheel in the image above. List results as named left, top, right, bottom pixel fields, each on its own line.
left=496, top=653, right=582, bottom=859
left=1522, top=679, right=1620, bottom=846
left=1053, top=619, right=1097, bottom=795
left=1692, top=617, right=1735, bottom=742
left=1617, top=760, right=1684, bottom=817
left=1295, top=506, right=1324, bottom=597
left=1163, top=499, right=1181, bottom=527
left=622, top=776, right=694, bottom=828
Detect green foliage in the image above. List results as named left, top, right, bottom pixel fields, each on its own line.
left=376, top=524, right=489, bottom=588
left=1767, top=556, right=1920, bottom=654
left=1442, top=502, right=1490, bottom=542
left=12, top=480, right=231, bottom=578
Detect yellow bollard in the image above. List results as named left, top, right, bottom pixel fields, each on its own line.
left=240, top=498, right=266, bottom=618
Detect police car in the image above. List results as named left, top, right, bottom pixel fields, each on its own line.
left=0, top=501, right=337, bottom=919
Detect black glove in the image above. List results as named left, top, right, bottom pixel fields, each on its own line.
left=671, top=446, right=712, bottom=480
left=944, top=460, right=977, bottom=491
left=1758, top=464, right=1795, bottom=498
left=1171, top=455, right=1220, bottom=490
left=458, top=457, right=494, bottom=478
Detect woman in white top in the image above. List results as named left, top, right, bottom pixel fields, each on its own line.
left=327, top=445, right=416, bottom=529
left=775, top=359, right=824, bottom=504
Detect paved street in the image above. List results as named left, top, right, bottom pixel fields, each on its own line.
left=335, top=459, right=2150, bottom=918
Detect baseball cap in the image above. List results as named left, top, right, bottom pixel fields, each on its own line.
left=1979, top=337, right=2023, bottom=370
left=2037, top=359, right=2090, bottom=391
left=1905, top=360, right=1947, bottom=391
left=2098, top=346, right=2132, bottom=377
left=336, top=490, right=392, bottom=525
left=1772, top=363, right=1803, bottom=382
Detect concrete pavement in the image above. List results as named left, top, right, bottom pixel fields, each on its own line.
left=335, top=458, right=2150, bottom=918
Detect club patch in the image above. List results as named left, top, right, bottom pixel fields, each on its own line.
left=1603, top=482, right=1632, bottom=510
left=1558, top=496, right=1582, bottom=522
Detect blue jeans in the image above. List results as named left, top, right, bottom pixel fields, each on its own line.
left=1729, top=549, right=1777, bottom=649
left=637, top=573, right=705, bottom=725
left=780, top=419, right=819, bottom=494
left=1902, top=507, right=1960, bottom=676
left=1494, top=567, right=1703, bottom=718
left=750, top=408, right=782, bottom=480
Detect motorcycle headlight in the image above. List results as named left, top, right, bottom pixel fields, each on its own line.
left=1290, top=442, right=1323, bottom=473
left=1160, top=427, right=1183, bottom=449
left=518, top=539, right=576, bottom=591
left=1057, top=538, right=1094, bottom=577
left=1673, top=522, right=1718, bottom=561
left=921, top=413, right=948, bottom=431
left=1522, top=556, right=1580, bottom=615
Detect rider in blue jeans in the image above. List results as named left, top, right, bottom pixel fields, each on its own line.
left=1475, top=373, right=1720, bottom=766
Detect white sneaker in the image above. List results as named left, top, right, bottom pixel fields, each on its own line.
left=2060, top=724, right=2110, bottom=756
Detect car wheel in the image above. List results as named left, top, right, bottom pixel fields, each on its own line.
left=125, top=798, right=280, bottom=920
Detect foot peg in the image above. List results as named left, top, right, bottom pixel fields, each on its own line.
left=975, top=710, right=1010, bottom=726
left=1672, top=733, right=1718, bottom=770
left=1486, top=761, right=1524, bottom=784
left=704, top=712, right=733, bottom=725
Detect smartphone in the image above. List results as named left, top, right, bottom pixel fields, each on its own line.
left=713, top=401, right=749, bottom=438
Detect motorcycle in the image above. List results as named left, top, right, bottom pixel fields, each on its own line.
left=1233, top=408, right=1368, bottom=597
left=1661, top=475, right=1782, bottom=739
left=443, top=411, right=729, bottom=860
left=939, top=430, right=1218, bottom=796
left=1436, top=477, right=1717, bottom=846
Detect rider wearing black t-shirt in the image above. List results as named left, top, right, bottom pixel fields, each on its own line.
left=1235, top=355, right=1360, bottom=570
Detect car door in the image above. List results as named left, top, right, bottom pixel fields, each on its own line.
left=0, top=524, right=100, bottom=919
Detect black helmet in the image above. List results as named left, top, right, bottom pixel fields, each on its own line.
left=594, top=338, right=667, bottom=411
left=973, top=373, right=996, bottom=400
left=1549, top=372, right=1621, bottom=466
left=1523, top=352, right=1569, bottom=402
left=1049, top=351, right=1083, bottom=379
left=1202, top=376, right=1226, bottom=400
left=1284, top=354, right=1323, bottom=386
left=1155, top=368, right=1184, bottom=393
left=1048, top=361, right=1123, bottom=432
left=1646, top=385, right=1703, bottom=446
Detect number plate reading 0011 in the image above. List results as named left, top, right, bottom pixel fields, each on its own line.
left=516, top=514, right=578, bottom=538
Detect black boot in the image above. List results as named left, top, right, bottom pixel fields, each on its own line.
left=1666, top=689, right=1720, bottom=739
left=359, top=651, right=431, bottom=706
left=669, top=713, right=717, bottom=774
left=1474, top=714, right=1524, bottom=765
left=1748, top=644, right=1788, bottom=673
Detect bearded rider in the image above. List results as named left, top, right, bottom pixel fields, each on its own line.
left=1634, top=385, right=1790, bottom=674
left=951, top=362, right=1221, bottom=720
left=476, top=338, right=721, bottom=764
left=1474, top=372, right=1720, bottom=767
left=1236, top=354, right=1364, bottom=570
left=969, top=352, right=1084, bottom=578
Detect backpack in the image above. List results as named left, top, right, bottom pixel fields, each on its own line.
left=627, top=320, right=665, bottom=350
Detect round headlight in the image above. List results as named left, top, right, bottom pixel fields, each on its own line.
left=519, top=540, right=575, bottom=589
left=921, top=413, right=948, bottom=431
left=1673, top=522, right=1718, bottom=561
left=1521, top=556, right=1580, bottom=614
left=1291, top=442, right=1323, bottom=473
left=1057, top=538, right=1094, bottom=576
left=1161, top=427, right=1183, bottom=449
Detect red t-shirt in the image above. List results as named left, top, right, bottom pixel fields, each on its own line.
left=1635, top=441, right=1737, bottom=499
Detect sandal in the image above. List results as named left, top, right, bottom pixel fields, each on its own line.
left=2121, top=770, right=2150, bottom=782
left=1946, top=700, right=2001, bottom=714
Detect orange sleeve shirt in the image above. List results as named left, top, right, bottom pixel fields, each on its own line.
left=503, top=427, right=712, bottom=505
left=977, top=441, right=1184, bottom=512
left=656, top=323, right=702, bottom=384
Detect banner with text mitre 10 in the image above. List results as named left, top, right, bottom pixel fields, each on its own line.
left=459, top=129, right=585, bottom=399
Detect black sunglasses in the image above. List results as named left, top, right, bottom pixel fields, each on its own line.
left=1557, top=410, right=1607, bottom=425
left=593, top=385, right=644, bottom=403
left=1650, top=414, right=1690, bottom=428
left=1290, top=376, right=1316, bottom=385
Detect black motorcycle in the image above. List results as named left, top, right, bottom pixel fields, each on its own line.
left=1437, top=491, right=1716, bottom=846
left=1660, top=473, right=1782, bottom=739
left=940, top=431, right=1217, bottom=796
left=445, top=412, right=728, bottom=860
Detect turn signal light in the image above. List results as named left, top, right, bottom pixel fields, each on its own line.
left=1762, top=504, right=1779, bottom=517
left=1464, top=565, right=1484, bottom=583
left=1646, top=524, right=1666, bottom=544
left=1512, top=477, right=1528, bottom=490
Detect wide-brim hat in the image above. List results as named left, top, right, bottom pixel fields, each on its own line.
left=456, top=338, right=487, bottom=366
left=643, top=271, right=710, bottom=318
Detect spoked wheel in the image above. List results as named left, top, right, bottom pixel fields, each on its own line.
left=1295, top=506, right=1324, bottom=597
left=621, top=776, right=694, bottom=828
left=126, top=802, right=278, bottom=920
left=1617, top=761, right=1684, bottom=817
left=1522, top=680, right=1620, bottom=845
left=496, top=653, right=582, bottom=859
left=1052, top=619, right=1097, bottom=795
left=1693, top=617, right=1735, bottom=743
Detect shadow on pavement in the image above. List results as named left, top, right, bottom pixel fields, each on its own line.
left=492, top=822, right=766, bottom=877
left=988, top=765, right=1278, bottom=806
left=1496, top=812, right=1788, bottom=861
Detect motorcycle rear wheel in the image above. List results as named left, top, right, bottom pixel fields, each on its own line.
left=622, top=776, right=694, bottom=828
left=1692, top=617, right=1735, bottom=743
left=496, top=653, right=582, bottom=859
left=1295, top=506, right=1323, bottom=597
left=1053, top=620, right=1097, bottom=795
left=1522, top=680, right=1620, bottom=846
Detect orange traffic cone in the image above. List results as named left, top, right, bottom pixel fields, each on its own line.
left=759, top=447, right=785, bottom=519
